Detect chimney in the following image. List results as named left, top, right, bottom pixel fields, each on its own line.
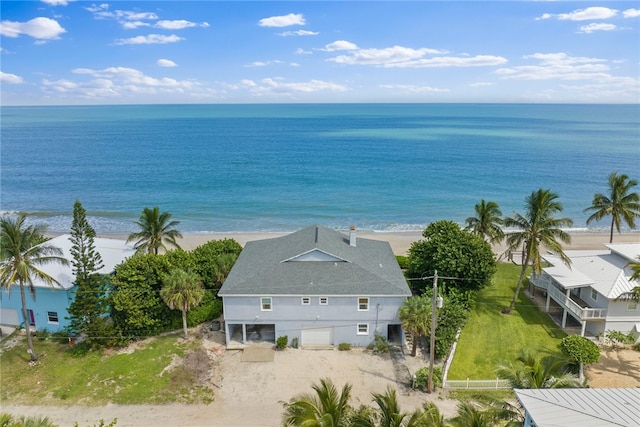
left=349, top=225, right=356, bottom=247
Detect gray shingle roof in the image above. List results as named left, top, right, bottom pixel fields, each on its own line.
left=219, top=225, right=411, bottom=296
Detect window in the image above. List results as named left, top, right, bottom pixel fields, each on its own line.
left=319, top=297, right=329, bottom=305
left=590, top=289, right=598, bottom=301
left=357, top=323, right=369, bottom=335
left=261, top=297, right=272, bottom=311
left=628, top=300, right=638, bottom=310
left=47, top=311, right=59, bottom=324
left=301, top=297, right=311, bottom=305
left=358, top=297, right=369, bottom=311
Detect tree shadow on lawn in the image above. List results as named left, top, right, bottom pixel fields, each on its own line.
left=514, top=302, right=566, bottom=340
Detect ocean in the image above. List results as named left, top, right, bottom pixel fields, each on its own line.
left=1, top=103, right=638, bottom=234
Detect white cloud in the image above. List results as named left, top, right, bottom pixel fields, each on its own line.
left=623, top=9, right=640, bottom=18
left=115, top=34, right=184, bottom=45
left=154, top=20, right=208, bottom=30
left=325, top=44, right=501, bottom=68
left=40, top=66, right=202, bottom=99
left=245, top=60, right=283, bottom=67
left=41, top=0, right=71, bottom=5
left=323, top=40, right=359, bottom=52
left=0, top=17, right=66, bottom=40
left=495, top=52, right=622, bottom=82
left=1, top=71, right=24, bottom=84
left=379, top=84, right=449, bottom=93
left=157, top=59, right=177, bottom=67
left=579, top=23, right=617, bottom=33
left=261, top=78, right=347, bottom=93
left=122, top=21, right=150, bottom=30
left=295, top=48, right=312, bottom=55
left=469, top=82, right=494, bottom=87
left=278, top=30, right=318, bottom=37
left=258, top=13, right=305, bottom=28
left=537, top=7, right=618, bottom=21
left=329, top=46, right=442, bottom=65
left=235, top=77, right=347, bottom=97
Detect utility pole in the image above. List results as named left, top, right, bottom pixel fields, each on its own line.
left=428, top=270, right=438, bottom=393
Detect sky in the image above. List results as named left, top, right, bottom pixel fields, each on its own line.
left=1, top=1, right=639, bottom=105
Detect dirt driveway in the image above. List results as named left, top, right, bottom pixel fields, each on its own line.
left=585, top=347, right=640, bottom=388
left=2, top=332, right=458, bottom=427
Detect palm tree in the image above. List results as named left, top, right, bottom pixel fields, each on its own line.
left=465, top=199, right=504, bottom=244
left=616, top=256, right=640, bottom=303
left=127, top=206, right=182, bottom=255
left=447, top=401, right=495, bottom=427
left=0, top=213, right=68, bottom=361
left=351, top=387, right=416, bottom=427
left=585, top=172, right=640, bottom=243
left=448, top=399, right=522, bottom=427
left=631, top=257, right=640, bottom=280
left=417, top=402, right=446, bottom=427
left=281, top=378, right=353, bottom=427
left=160, top=269, right=205, bottom=339
left=496, top=350, right=582, bottom=389
left=503, top=189, right=573, bottom=313
left=398, top=295, right=431, bottom=357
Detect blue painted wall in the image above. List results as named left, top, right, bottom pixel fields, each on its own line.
left=0, top=285, right=74, bottom=332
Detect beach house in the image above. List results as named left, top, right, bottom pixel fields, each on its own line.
left=529, top=243, right=640, bottom=339
left=218, top=224, right=412, bottom=348
left=0, top=234, right=134, bottom=333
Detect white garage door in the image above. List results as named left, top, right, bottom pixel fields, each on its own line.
left=302, top=327, right=333, bottom=346
left=0, top=308, right=19, bottom=326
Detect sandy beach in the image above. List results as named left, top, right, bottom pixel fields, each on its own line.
left=100, top=229, right=640, bottom=256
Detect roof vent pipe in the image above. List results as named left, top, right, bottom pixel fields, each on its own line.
left=349, top=225, right=356, bottom=247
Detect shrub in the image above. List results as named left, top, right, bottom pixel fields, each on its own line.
left=605, top=330, right=635, bottom=347
left=291, top=337, right=299, bottom=349
left=338, top=342, right=352, bottom=351
left=367, top=335, right=390, bottom=354
left=560, top=335, right=600, bottom=365
left=276, top=335, right=288, bottom=350
left=633, top=342, right=640, bottom=352
left=395, top=255, right=409, bottom=270
left=414, top=365, right=443, bottom=391
left=186, top=292, right=223, bottom=327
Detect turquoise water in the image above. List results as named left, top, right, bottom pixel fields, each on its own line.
left=1, top=103, right=638, bottom=233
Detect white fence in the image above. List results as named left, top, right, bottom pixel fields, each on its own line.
left=443, top=378, right=511, bottom=390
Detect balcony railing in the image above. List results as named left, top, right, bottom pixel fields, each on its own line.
left=530, top=276, right=607, bottom=320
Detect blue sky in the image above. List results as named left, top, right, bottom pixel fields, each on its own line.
left=1, top=1, right=638, bottom=105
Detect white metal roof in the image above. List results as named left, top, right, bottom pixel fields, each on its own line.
left=542, top=244, right=640, bottom=299
left=515, top=388, right=640, bottom=427
left=32, top=234, right=135, bottom=290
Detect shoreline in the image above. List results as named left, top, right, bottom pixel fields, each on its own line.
left=86, top=229, right=640, bottom=256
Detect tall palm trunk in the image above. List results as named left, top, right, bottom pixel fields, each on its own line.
left=181, top=309, right=188, bottom=340
left=508, top=250, right=531, bottom=312
left=19, top=279, right=37, bottom=361
left=609, top=219, right=615, bottom=244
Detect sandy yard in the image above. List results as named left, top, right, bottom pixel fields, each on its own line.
left=1, top=331, right=458, bottom=427
left=585, top=347, right=640, bottom=388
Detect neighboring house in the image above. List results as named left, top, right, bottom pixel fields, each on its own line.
left=515, top=388, right=640, bottom=427
left=0, top=234, right=134, bottom=332
left=218, top=225, right=412, bottom=348
left=529, top=243, right=640, bottom=339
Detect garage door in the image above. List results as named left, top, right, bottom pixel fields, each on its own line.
left=0, top=308, right=19, bottom=326
left=302, top=327, right=333, bottom=346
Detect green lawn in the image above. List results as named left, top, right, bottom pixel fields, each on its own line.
left=0, top=333, right=213, bottom=405
left=447, top=263, right=566, bottom=379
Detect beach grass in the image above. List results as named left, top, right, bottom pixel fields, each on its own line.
left=0, top=333, right=213, bottom=405
left=447, top=262, right=566, bottom=380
